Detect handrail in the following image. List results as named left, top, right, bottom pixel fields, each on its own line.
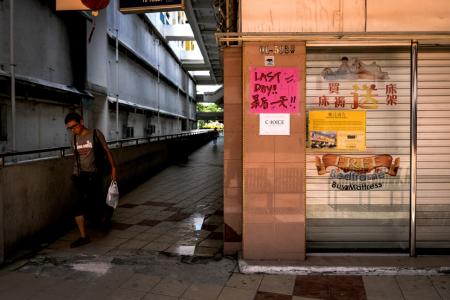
left=0, top=130, right=212, bottom=167
left=0, top=146, right=70, bottom=159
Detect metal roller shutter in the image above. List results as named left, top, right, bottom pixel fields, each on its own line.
left=417, top=48, right=450, bottom=250
left=306, top=48, right=411, bottom=251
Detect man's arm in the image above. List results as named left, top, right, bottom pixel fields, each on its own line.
left=96, top=130, right=117, bottom=181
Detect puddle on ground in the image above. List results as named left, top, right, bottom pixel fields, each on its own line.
left=192, top=216, right=204, bottom=231
left=71, top=261, right=112, bottom=275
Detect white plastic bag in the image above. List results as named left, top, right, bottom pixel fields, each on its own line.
left=106, top=180, right=119, bottom=208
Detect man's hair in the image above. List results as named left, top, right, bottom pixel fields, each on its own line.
left=64, top=112, right=82, bottom=124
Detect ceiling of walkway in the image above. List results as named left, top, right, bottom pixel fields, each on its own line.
left=184, top=0, right=238, bottom=86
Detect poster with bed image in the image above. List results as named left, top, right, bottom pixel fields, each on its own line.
left=309, top=110, right=366, bottom=151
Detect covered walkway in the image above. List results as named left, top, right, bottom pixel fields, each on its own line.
left=0, top=136, right=450, bottom=300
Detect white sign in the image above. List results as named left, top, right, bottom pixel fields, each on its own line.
left=259, top=114, right=290, bottom=135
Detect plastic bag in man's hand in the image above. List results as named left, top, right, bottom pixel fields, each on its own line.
left=106, top=180, right=119, bottom=208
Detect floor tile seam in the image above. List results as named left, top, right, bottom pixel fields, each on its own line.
left=429, top=276, right=448, bottom=300
left=104, top=238, right=134, bottom=252
left=149, top=278, right=192, bottom=298
left=393, top=276, right=409, bottom=300
left=210, top=282, right=228, bottom=300
left=399, top=275, right=444, bottom=299
left=174, top=189, right=208, bottom=198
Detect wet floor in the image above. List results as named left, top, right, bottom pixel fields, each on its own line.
left=54, top=134, right=225, bottom=258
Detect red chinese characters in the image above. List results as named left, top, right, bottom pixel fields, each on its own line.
left=329, top=82, right=340, bottom=94
left=385, top=84, right=398, bottom=105
left=316, top=82, right=398, bottom=109
left=250, top=67, right=299, bottom=113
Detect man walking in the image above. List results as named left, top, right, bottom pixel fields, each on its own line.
left=65, top=112, right=117, bottom=248
left=213, top=128, right=219, bottom=145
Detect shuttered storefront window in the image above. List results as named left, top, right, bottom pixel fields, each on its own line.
left=306, top=48, right=411, bottom=251
left=417, top=48, right=450, bottom=251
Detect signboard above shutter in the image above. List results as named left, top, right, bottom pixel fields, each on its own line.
left=120, top=0, right=184, bottom=13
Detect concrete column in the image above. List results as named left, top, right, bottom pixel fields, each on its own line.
left=223, top=47, right=243, bottom=254
left=242, top=42, right=306, bottom=260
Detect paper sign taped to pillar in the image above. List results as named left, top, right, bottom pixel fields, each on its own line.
left=250, top=67, right=299, bottom=113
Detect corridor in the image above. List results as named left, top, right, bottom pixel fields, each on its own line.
left=74, top=134, right=225, bottom=258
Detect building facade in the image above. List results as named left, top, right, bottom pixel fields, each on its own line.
left=223, top=0, right=450, bottom=259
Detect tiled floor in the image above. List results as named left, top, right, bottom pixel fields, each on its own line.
left=1, top=136, right=450, bottom=300
left=47, top=137, right=225, bottom=258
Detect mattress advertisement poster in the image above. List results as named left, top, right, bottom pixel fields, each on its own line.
left=309, top=110, right=366, bottom=151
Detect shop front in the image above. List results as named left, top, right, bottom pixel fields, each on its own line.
left=221, top=1, right=450, bottom=261
left=223, top=41, right=450, bottom=260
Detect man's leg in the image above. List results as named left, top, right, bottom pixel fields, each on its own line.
left=70, top=174, right=91, bottom=248
left=74, top=215, right=87, bottom=238
left=71, top=214, right=90, bottom=248
left=88, top=173, right=107, bottom=227
left=83, top=173, right=112, bottom=231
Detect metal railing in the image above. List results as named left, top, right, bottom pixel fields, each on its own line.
left=0, top=130, right=211, bottom=167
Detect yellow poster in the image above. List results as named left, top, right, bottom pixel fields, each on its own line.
left=309, top=110, right=366, bottom=151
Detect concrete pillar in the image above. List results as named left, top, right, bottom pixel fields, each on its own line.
left=223, top=47, right=243, bottom=254
left=242, top=42, right=306, bottom=260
